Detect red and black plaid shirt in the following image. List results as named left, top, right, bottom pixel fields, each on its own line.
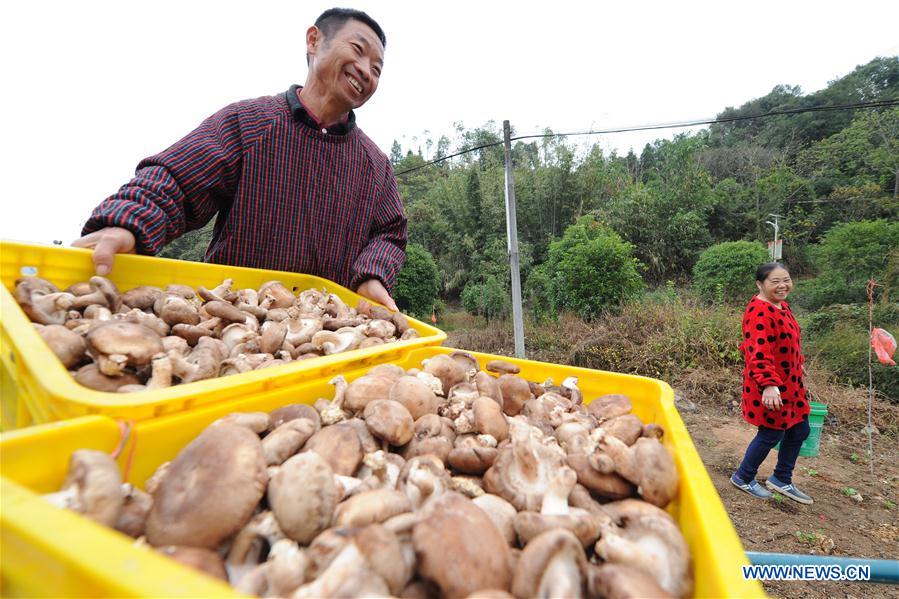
left=83, top=85, right=407, bottom=291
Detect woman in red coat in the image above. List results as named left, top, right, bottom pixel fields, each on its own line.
left=730, top=263, right=813, bottom=504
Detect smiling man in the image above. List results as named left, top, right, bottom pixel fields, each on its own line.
left=74, top=8, right=405, bottom=311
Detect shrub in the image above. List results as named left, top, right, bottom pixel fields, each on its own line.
left=692, top=241, right=770, bottom=304
left=394, top=243, right=441, bottom=320
left=461, top=276, right=510, bottom=322
left=527, top=216, right=645, bottom=320
left=797, top=220, right=899, bottom=309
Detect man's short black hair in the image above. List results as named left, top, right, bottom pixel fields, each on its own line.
left=315, top=8, right=386, bottom=48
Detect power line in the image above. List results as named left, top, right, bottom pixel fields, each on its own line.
left=394, top=99, right=899, bottom=177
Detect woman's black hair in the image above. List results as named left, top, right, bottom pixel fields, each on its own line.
left=756, top=262, right=790, bottom=282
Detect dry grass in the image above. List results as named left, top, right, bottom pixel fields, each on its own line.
left=444, top=301, right=899, bottom=436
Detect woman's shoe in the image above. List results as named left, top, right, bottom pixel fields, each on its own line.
left=730, top=473, right=773, bottom=499
left=765, top=475, right=813, bottom=504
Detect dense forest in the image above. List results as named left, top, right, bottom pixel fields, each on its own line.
left=160, top=56, right=899, bottom=398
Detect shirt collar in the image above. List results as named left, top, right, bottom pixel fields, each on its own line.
left=286, top=84, right=356, bottom=135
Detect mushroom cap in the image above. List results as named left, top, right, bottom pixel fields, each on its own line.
left=588, top=394, right=633, bottom=420
left=391, top=312, right=410, bottom=334
left=157, top=546, right=229, bottom=581
left=146, top=424, right=268, bottom=548
left=86, top=321, right=164, bottom=370
left=155, top=295, right=201, bottom=327
left=353, top=524, right=412, bottom=595
left=115, top=484, right=153, bottom=538
left=268, top=451, right=338, bottom=544
left=587, top=563, right=674, bottom=599
left=258, top=281, right=295, bottom=309
left=474, top=371, right=504, bottom=406
left=486, top=360, right=520, bottom=375
left=594, top=499, right=692, bottom=598
left=448, top=437, right=498, bottom=475
left=203, top=300, right=246, bottom=323
left=343, top=374, right=394, bottom=413
left=60, top=449, right=124, bottom=527
left=404, top=414, right=455, bottom=463
left=471, top=493, right=518, bottom=546
left=473, top=396, right=509, bottom=442
left=497, top=374, right=532, bottom=416
left=600, top=436, right=678, bottom=508
left=368, top=363, right=406, bottom=382
left=422, top=354, right=467, bottom=396
left=566, top=453, right=635, bottom=500
left=511, top=529, right=587, bottom=599
left=38, top=324, right=87, bottom=368
left=364, top=400, right=415, bottom=446
left=603, top=414, right=645, bottom=446
left=73, top=363, right=141, bottom=392
left=412, top=492, right=512, bottom=598
left=513, top=511, right=603, bottom=548
left=334, top=488, right=413, bottom=528
left=304, top=423, right=363, bottom=476
left=262, top=418, right=317, bottom=465
left=389, top=376, right=440, bottom=420
left=122, top=286, right=164, bottom=311
left=449, top=351, right=479, bottom=380
left=268, top=403, right=322, bottom=433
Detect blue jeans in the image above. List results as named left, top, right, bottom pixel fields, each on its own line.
left=735, top=418, right=810, bottom=484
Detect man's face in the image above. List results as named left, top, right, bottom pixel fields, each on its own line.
left=308, top=19, right=384, bottom=111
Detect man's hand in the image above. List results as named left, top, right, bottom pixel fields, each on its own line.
left=356, top=278, right=398, bottom=312
left=71, top=227, right=136, bottom=276
left=762, top=386, right=783, bottom=411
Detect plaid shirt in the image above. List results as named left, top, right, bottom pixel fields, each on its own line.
left=82, top=85, right=407, bottom=291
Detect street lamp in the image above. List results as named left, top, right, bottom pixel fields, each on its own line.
left=766, top=214, right=783, bottom=261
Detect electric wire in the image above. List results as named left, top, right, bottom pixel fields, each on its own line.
left=394, top=99, right=899, bottom=177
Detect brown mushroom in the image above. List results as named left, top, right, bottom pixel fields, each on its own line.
left=473, top=395, right=509, bottom=441
left=422, top=354, right=467, bottom=396
left=154, top=294, right=201, bottom=327
left=364, top=399, right=415, bottom=446
left=71, top=276, right=121, bottom=312
left=258, top=281, right=295, bottom=309
left=262, top=418, right=317, bottom=465
left=84, top=321, right=164, bottom=376
left=599, top=435, right=679, bottom=508
left=114, top=483, right=153, bottom=538
left=73, top=363, right=141, bottom=392
left=334, top=488, right=413, bottom=527
left=304, top=422, right=363, bottom=476
left=38, top=324, right=86, bottom=368
left=497, top=374, right=532, bottom=416
left=511, top=529, right=587, bottom=599
left=389, top=375, right=440, bottom=420
left=483, top=419, right=564, bottom=511
left=603, top=414, right=646, bottom=446
left=413, top=492, right=512, bottom=598
left=197, top=278, right=237, bottom=304
left=157, top=546, right=229, bottom=581
left=268, top=403, right=321, bottom=433
left=594, top=499, right=692, bottom=598
left=471, top=493, right=518, bottom=546
left=121, top=286, right=164, bottom=311
left=343, top=374, right=394, bottom=414
left=43, top=449, right=123, bottom=527
left=486, top=360, right=520, bottom=375
left=146, top=424, right=268, bottom=548
left=588, top=393, right=633, bottom=420
left=587, top=563, right=673, bottom=599
left=403, top=414, right=455, bottom=463
left=268, top=452, right=338, bottom=544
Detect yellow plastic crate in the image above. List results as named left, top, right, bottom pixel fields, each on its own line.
left=0, top=346, right=764, bottom=598
left=0, top=240, right=445, bottom=430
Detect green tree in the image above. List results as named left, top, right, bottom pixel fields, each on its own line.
left=798, top=220, right=899, bottom=309
left=528, top=216, right=644, bottom=320
left=394, top=243, right=441, bottom=320
left=693, top=241, right=770, bottom=304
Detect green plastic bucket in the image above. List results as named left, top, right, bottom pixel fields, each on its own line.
left=775, top=401, right=828, bottom=457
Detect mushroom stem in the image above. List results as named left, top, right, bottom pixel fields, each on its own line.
left=541, top=467, right=577, bottom=516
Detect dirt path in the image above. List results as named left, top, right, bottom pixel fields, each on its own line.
left=681, top=407, right=899, bottom=598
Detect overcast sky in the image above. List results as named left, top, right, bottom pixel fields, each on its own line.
left=1, top=0, right=896, bottom=246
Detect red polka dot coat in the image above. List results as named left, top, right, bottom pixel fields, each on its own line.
left=739, top=296, right=809, bottom=429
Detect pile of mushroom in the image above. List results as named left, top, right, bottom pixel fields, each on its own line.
left=45, top=353, right=693, bottom=598
left=14, top=276, right=419, bottom=392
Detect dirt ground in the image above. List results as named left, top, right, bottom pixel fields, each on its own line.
left=680, top=402, right=899, bottom=598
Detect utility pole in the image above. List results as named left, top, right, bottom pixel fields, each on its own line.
left=766, top=213, right=783, bottom=261
left=502, top=120, right=526, bottom=358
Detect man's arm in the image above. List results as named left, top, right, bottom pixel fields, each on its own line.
left=74, top=102, right=248, bottom=272
left=351, top=160, right=407, bottom=308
